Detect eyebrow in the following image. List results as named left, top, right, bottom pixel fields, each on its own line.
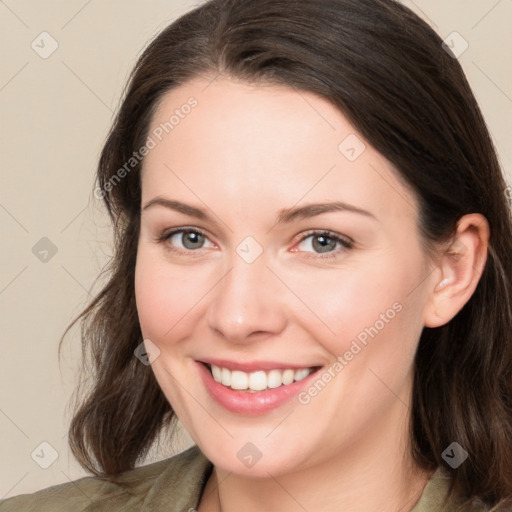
left=142, top=197, right=377, bottom=224
left=142, top=197, right=208, bottom=220
left=276, top=201, right=377, bottom=223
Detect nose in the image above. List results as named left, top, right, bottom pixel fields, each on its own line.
left=206, top=254, right=287, bottom=344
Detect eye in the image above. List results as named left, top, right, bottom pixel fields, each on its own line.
left=295, top=230, right=353, bottom=256
left=157, top=228, right=216, bottom=252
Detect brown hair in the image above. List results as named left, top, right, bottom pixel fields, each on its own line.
left=62, top=0, right=512, bottom=508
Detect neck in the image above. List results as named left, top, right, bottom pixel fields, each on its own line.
left=199, top=389, right=433, bottom=512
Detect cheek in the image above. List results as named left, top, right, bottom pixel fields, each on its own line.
left=134, top=249, right=211, bottom=343
left=285, top=252, right=426, bottom=363
left=287, top=263, right=425, bottom=431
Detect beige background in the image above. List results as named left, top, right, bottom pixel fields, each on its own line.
left=1, top=0, right=511, bottom=498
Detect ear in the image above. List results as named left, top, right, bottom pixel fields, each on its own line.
left=423, top=213, right=490, bottom=328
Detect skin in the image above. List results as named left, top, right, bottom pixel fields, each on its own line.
left=134, top=76, right=489, bottom=512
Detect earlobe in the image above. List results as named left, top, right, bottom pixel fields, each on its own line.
left=423, top=213, right=489, bottom=328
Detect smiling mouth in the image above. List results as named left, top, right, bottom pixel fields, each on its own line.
left=202, top=362, right=321, bottom=393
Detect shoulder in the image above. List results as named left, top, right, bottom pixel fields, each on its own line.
left=0, top=444, right=212, bottom=512
left=412, top=467, right=492, bottom=512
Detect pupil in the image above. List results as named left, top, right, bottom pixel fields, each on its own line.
left=313, top=235, right=336, bottom=253
left=183, top=232, right=204, bottom=249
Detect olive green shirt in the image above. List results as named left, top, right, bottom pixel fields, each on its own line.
left=0, top=445, right=487, bottom=511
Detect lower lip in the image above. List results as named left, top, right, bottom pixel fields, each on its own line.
left=197, top=362, right=321, bottom=415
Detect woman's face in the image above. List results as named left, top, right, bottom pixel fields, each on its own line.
left=135, top=76, right=435, bottom=476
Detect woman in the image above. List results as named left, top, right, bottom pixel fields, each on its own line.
left=1, top=0, right=511, bottom=510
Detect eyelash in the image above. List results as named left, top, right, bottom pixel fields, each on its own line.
left=155, top=227, right=354, bottom=260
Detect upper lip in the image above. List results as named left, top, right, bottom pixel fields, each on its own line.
left=198, top=358, right=321, bottom=372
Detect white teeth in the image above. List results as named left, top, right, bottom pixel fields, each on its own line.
left=267, top=369, right=282, bottom=389
left=282, top=369, right=295, bottom=385
left=231, top=370, right=248, bottom=390
left=211, top=365, right=222, bottom=382
left=209, top=364, right=315, bottom=391
left=293, top=368, right=311, bottom=381
left=248, top=371, right=267, bottom=391
left=221, top=367, right=231, bottom=387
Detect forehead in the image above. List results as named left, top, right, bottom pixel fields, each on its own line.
left=141, top=76, right=418, bottom=227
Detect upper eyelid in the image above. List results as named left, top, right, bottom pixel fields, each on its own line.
left=158, top=226, right=209, bottom=238
left=155, top=228, right=214, bottom=250
left=295, top=229, right=353, bottom=243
